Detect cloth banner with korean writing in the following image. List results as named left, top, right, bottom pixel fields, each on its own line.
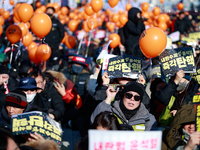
left=89, top=130, right=162, bottom=150
left=192, top=66, right=200, bottom=84
left=11, top=111, right=63, bottom=146
left=107, top=54, right=142, bottom=79
left=159, top=47, right=196, bottom=78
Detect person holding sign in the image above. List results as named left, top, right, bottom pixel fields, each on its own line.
left=162, top=102, right=200, bottom=150
left=156, top=70, right=199, bottom=127
left=91, top=81, right=157, bottom=131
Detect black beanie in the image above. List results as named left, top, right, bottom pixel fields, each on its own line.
left=122, top=81, right=145, bottom=100
left=5, top=90, right=27, bottom=108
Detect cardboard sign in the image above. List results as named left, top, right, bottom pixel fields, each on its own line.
left=159, top=47, right=196, bottom=78
left=181, top=37, right=196, bottom=43
left=189, top=32, right=200, bottom=40
left=107, top=55, right=142, bottom=79
left=168, top=31, right=180, bottom=42
left=101, top=54, right=117, bottom=76
left=11, top=111, right=62, bottom=145
left=89, top=130, right=162, bottom=150
left=93, top=30, right=106, bottom=39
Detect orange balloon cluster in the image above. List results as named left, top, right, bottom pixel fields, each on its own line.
left=139, top=27, right=167, bottom=59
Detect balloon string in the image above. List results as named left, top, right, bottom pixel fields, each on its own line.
left=85, top=31, right=92, bottom=58
left=9, top=44, right=14, bottom=64
left=77, top=31, right=85, bottom=55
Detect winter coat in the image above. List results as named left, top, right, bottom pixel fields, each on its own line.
left=162, top=102, right=198, bottom=150
left=45, top=17, right=65, bottom=45
left=123, top=7, right=145, bottom=55
left=40, top=81, right=65, bottom=121
left=174, top=18, right=191, bottom=34
left=91, top=100, right=156, bottom=131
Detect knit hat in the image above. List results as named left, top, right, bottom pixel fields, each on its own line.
left=122, top=81, right=145, bottom=100
left=5, top=90, right=27, bottom=108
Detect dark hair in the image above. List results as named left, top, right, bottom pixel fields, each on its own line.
left=46, top=7, right=55, bottom=13
left=0, top=128, right=15, bottom=150
left=29, top=69, right=45, bottom=80
left=91, top=111, right=121, bottom=130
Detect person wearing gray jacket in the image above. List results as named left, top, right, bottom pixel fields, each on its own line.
left=91, top=81, right=157, bottom=131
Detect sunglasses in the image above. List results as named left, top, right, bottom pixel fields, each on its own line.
left=22, top=89, right=36, bottom=92
left=124, top=93, right=141, bottom=101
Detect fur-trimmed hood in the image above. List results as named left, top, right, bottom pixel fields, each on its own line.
left=46, top=70, right=67, bottom=84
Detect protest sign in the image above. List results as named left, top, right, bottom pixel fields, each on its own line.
left=96, top=40, right=112, bottom=63
left=159, top=47, right=196, bottom=78
left=93, top=30, right=106, bottom=39
left=189, top=32, right=200, bottom=40
left=11, top=111, right=62, bottom=145
left=106, top=55, right=142, bottom=79
left=194, top=97, right=200, bottom=132
left=76, top=30, right=86, bottom=40
left=168, top=31, right=180, bottom=42
left=192, top=66, right=200, bottom=85
left=101, top=54, right=117, bottom=76
left=89, top=130, right=162, bottom=150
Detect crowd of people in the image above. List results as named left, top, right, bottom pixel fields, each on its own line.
left=0, top=0, right=200, bottom=150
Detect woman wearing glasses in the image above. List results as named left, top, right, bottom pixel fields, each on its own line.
left=91, top=81, right=157, bottom=131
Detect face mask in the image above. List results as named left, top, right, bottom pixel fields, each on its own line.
left=26, top=93, right=36, bottom=103
left=46, top=13, right=53, bottom=18
left=51, top=65, right=59, bottom=71
left=71, top=64, right=83, bottom=74
left=176, top=80, right=187, bottom=92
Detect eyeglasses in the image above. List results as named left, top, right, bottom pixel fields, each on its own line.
left=124, top=93, right=141, bottom=101
left=22, top=89, right=36, bottom=92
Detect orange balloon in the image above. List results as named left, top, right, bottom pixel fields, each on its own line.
left=167, top=20, right=172, bottom=27
left=61, top=32, right=68, bottom=43
left=28, top=42, right=37, bottom=52
left=126, top=3, right=132, bottom=11
left=2, top=11, right=10, bottom=19
left=139, top=27, right=167, bottom=58
left=29, top=47, right=40, bottom=64
left=60, top=19, right=65, bottom=25
left=118, top=10, right=123, bottom=15
left=34, top=8, right=44, bottom=14
left=61, top=6, right=69, bottom=15
left=0, top=8, right=4, bottom=15
left=14, top=10, right=21, bottom=21
left=15, top=3, right=21, bottom=9
left=53, top=3, right=60, bottom=13
left=58, top=14, right=65, bottom=20
left=65, top=36, right=76, bottom=49
left=85, top=3, right=94, bottom=16
left=119, top=14, right=128, bottom=25
left=40, top=5, right=46, bottom=12
left=153, top=7, right=161, bottom=16
left=13, top=16, right=20, bottom=23
left=87, top=17, right=98, bottom=30
left=18, top=23, right=28, bottom=37
left=157, top=14, right=166, bottom=23
left=115, top=21, right=121, bottom=27
left=74, top=9, right=79, bottom=14
left=91, top=0, right=103, bottom=13
left=65, top=17, right=69, bottom=23
left=0, top=16, right=5, bottom=25
left=108, top=22, right=115, bottom=32
left=160, top=0, right=164, bottom=4
left=22, top=32, right=33, bottom=47
left=141, top=2, right=149, bottom=12
left=69, top=12, right=75, bottom=19
left=36, top=2, right=42, bottom=8
left=68, top=20, right=78, bottom=32
left=83, top=13, right=89, bottom=20
left=35, top=44, right=51, bottom=62
left=46, top=3, right=54, bottom=8
left=0, top=25, right=3, bottom=35
left=153, top=20, right=158, bottom=27
left=108, top=33, right=120, bottom=48
left=82, top=21, right=90, bottom=33
left=9, top=0, right=15, bottom=5
left=108, top=0, right=119, bottom=8
left=30, top=13, right=52, bottom=38
left=112, top=14, right=119, bottom=23
left=177, top=3, right=184, bottom=10
left=158, top=22, right=167, bottom=31
left=6, top=25, right=22, bottom=44
left=25, top=22, right=30, bottom=29
left=18, top=3, right=34, bottom=23
left=141, top=11, right=149, bottom=19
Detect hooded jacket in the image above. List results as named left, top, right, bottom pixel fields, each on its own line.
left=123, top=7, right=145, bottom=55
left=91, top=100, right=156, bottom=131
left=162, top=102, right=198, bottom=150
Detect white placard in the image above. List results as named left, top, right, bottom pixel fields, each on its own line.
left=89, top=130, right=162, bottom=150
left=168, top=31, right=180, bottom=42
